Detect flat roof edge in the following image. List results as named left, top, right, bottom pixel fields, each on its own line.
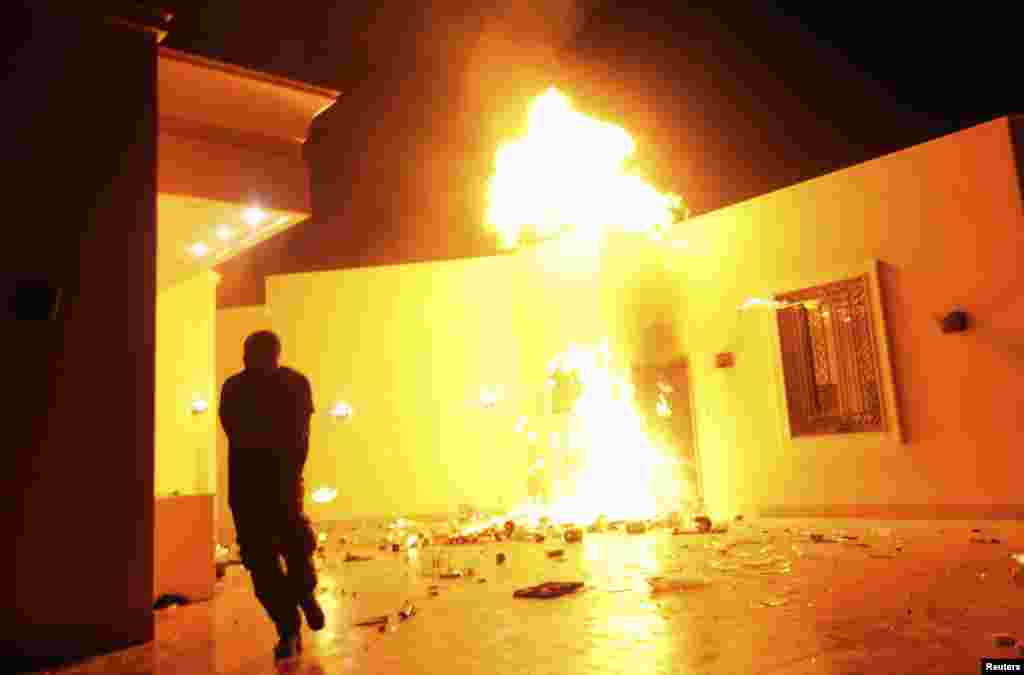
left=158, top=46, right=339, bottom=102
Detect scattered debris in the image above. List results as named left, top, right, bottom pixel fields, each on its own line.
left=344, top=552, right=373, bottom=562
left=564, top=527, right=584, bottom=543
left=969, top=536, right=1002, bottom=544
left=647, top=575, right=708, bottom=592
left=514, top=581, right=585, bottom=599
left=439, top=570, right=464, bottom=579
left=760, top=598, right=788, bottom=608
left=398, top=601, right=416, bottom=620
left=392, top=543, right=401, bottom=553
left=477, top=578, right=487, bottom=583
left=626, top=521, right=648, bottom=534
left=735, top=514, right=745, bottom=522
left=693, top=516, right=712, bottom=533
left=496, top=552, right=507, bottom=565
left=809, top=533, right=837, bottom=544
left=153, top=594, right=190, bottom=610
left=354, top=615, right=389, bottom=627
left=547, top=549, right=566, bottom=559
left=994, top=633, right=1017, bottom=648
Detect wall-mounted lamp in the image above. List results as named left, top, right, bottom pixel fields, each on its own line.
left=939, top=309, right=969, bottom=333
left=715, top=352, right=735, bottom=368
left=311, top=486, right=337, bottom=504
left=479, top=386, right=502, bottom=408
left=191, top=398, right=210, bottom=414
left=329, top=401, right=353, bottom=420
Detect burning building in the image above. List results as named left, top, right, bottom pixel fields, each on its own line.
left=10, top=3, right=1024, bottom=671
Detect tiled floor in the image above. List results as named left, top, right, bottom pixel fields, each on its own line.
left=34, top=519, right=1024, bottom=674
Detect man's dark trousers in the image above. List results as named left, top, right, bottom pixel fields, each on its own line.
left=230, top=468, right=317, bottom=640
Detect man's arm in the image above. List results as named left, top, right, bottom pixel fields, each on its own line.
left=218, top=377, right=237, bottom=444
left=296, top=375, right=314, bottom=471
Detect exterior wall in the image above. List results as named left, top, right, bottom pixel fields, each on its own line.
left=265, top=234, right=688, bottom=520
left=214, top=306, right=273, bottom=544
left=154, top=495, right=215, bottom=603
left=5, top=8, right=158, bottom=670
left=264, top=117, right=1023, bottom=525
left=675, top=117, right=1024, bottom=520
left=155, top=271, right=219, bottom=496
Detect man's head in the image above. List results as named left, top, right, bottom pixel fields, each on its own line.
left=243, top=330, right=281, bottom=372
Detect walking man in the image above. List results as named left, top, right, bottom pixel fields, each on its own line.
left=219, top=330, right=325, bottom=661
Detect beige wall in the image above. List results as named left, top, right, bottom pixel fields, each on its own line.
left=675, top=117, right=1024, bottom=519
left=155, top=271, right=219, bottom=496
left=215, top=305, right=273, bottom=543
left=230, top=117, right=1023, bottom=525
left=265, top=234, right=689, bottom=521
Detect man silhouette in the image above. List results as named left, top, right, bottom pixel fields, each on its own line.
left=219, top=330, right=324, bottom=661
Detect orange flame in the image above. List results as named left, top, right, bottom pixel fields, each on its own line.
left=511, top=340, right=691, bottom=525
left=486, top=88, right=684, bottom=248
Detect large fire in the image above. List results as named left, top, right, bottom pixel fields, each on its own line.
left=455, top=88, right=695, bottom=533
left=486, top=88, right=684, bottom=248
left=511, top=340, right=691, bottom=526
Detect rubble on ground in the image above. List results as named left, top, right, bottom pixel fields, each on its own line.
left=514, top=581, right=585, bottom=599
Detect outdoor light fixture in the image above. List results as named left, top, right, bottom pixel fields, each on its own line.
left=939, top=309, right=969, bottom=333
left=330, top=401, right=353, bottom=420
left=479, top=386, right=501, bottom=408
left=311, top=486, right=337, bottom=504
left=243, top=206, right=268, bottom=227
left=190, top=241, right=209, bottom=257
left=191, top=398, right=209, bottom=414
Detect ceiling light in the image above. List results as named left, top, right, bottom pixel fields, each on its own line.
left=190, top=242, right=209, bottom=257
left=243, top=206, right=268, bottom=227
left=215, top=225, right=233, bottom=240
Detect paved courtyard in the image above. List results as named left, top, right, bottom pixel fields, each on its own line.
left=36, top=519, right=1024, bottom=674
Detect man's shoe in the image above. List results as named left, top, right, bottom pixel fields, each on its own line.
left=300, top=595, right=326, bottom=631
left=273, top=634, right=300, bottom=661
